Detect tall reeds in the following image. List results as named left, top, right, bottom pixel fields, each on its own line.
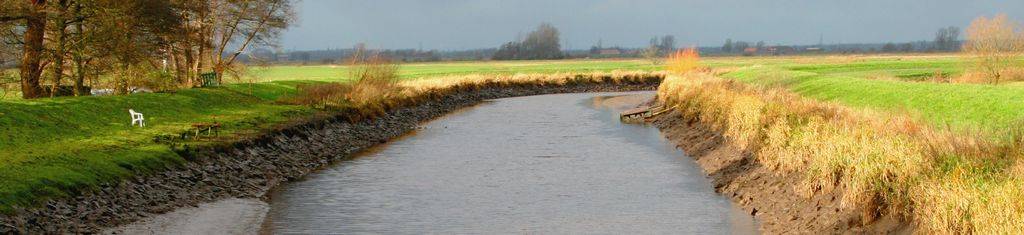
left=656, top=72, right=1024, bottom=233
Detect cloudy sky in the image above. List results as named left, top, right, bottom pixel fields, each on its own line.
left=280, top=0, right=1024, bottom=51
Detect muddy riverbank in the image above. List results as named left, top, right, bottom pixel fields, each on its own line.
left=651, top=110, right=913, bottom=234
left=0, top=82, right=658, bottom=234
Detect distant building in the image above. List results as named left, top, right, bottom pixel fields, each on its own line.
left=742, top=47, right=758, bottom=56
left=769, top=46, right=796, bottom=55
left=804, top=47, right=823, bottom=53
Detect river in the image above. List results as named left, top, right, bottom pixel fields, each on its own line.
left=261, top=92, right=756, bottom=234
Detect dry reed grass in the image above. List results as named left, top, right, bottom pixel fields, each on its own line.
left=656, top=72, right=1024, bottom=233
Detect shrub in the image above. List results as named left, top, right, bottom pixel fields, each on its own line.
left=666, top=48, right=702, bottom=75
left=0, top=70, right=16, bottom=98
left=142, top=70, right=180, bottom=92
left=347, top=55, right=401, bottom=106
left=963, top=14, right=1024, bottom=84
left=286, top=54, right=403, bottom=117
left=284, top=82, right=352, bottom=109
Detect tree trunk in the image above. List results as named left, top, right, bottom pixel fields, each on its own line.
left=19, top=0, right=47, bottom=99
left=72, top=12, right=85, bottom=96
left=51, top=6, right=69, bottom=98
left=184, top=46, right=196, bottom=87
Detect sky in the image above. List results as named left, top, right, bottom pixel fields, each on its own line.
left=279, top=0, right=1024, bottom=51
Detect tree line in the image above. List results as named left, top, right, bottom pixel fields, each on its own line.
left=492, top=23, right=563, bottom=60
left=1, top=0, right=295, bottom=99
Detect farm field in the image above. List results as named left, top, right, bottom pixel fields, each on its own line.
left=3, top=54, right=1024, bottom=218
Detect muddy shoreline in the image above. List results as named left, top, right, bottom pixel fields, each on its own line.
left=651, top=110, right=913, bottom=234
left=0, top=82, right=658, bottom=234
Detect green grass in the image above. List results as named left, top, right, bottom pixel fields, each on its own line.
left=0, top=82, right=314, bottom=211
left=245, top=59, right=661, bottom=82
left=721, top=55, right=1024, bottom=133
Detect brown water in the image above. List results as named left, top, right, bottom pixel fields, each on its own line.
left=263, top=92, right=756, bottom=234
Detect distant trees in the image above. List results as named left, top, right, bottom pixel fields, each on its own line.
left=493, top=23, right=563, bottom=60
left=721, top=38, right=754, bottom=54
left=934, top=26, right=961, bottom=51
left=963, top=14, right=1023, bottom=84
left=882, top=43, right=898, bottom=52
left=900, top=43, right=914, bottom=52
left=0, top=0, right=296, bottom=99
left=641, top=35, right=677, bottom=64
left=659, top=35, right=675, bottom=53
left=734, top=41, right=750, bottom=52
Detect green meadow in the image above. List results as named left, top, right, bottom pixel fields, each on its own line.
left=244, top=59, right=661, bottom=82
left=721, top=55, right=1024, bottom=132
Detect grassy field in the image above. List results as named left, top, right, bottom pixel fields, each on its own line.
left=245, top=59, right=661, bottom=82
left=0, top=82, right=315, bottom=211
left=3, top=54, right=1024, bottom=228
left=720, top=56, right=1024, bottom=132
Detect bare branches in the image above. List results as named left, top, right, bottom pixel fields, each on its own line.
left=964, top=14, right=1024, bottom=84
left=3, top=0, right=296, bottom=97
left=208, top=0, right=294, bottom=81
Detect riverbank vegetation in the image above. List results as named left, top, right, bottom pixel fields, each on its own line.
left=659, top=72, right=1024, bottom=233
left=655, top=17, right=1023, bottom=231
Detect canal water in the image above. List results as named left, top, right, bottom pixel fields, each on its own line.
left=262, top=92, right=756, bottom=234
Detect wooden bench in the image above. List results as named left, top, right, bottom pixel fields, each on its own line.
left=190, top=122, right=221, bottom=140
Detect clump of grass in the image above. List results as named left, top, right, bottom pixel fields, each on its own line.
left=286, top=82, right=352, bottom=108
left=345, top=55, right=404, bottom=117
left=666, top=47, right=703, bottom=75
left=657, top=72, right=1024, bottom=233
left=285, top=54, right=404, bottom=118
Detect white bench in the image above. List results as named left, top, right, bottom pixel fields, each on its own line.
left=129, top=109, right=145, bottom=127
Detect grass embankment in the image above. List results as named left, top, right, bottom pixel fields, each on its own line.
left=659, top=72, right=1023, bottom=233
left=0, top=81, right=314, bottom=212
left=0, top=65, right=660, bottom=214
left=723, top=58, right=1024, bottom=132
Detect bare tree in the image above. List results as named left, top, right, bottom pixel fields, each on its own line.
left=493, top=23, right=563, bottom=60
left=8, top=0, right=48, bottom=99
left=660, top=35, right=675, bottom=53
left=642, top=45, right=661, bottom=65
left=46, top=0, right=74, bottom=97
left=208, top=0, right=295, bottom=83
left=964, top=14, right=1023, bottom=84
left=722, top=39, right=733, bottom=53
left=935, top=26, right=961, bottom=51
